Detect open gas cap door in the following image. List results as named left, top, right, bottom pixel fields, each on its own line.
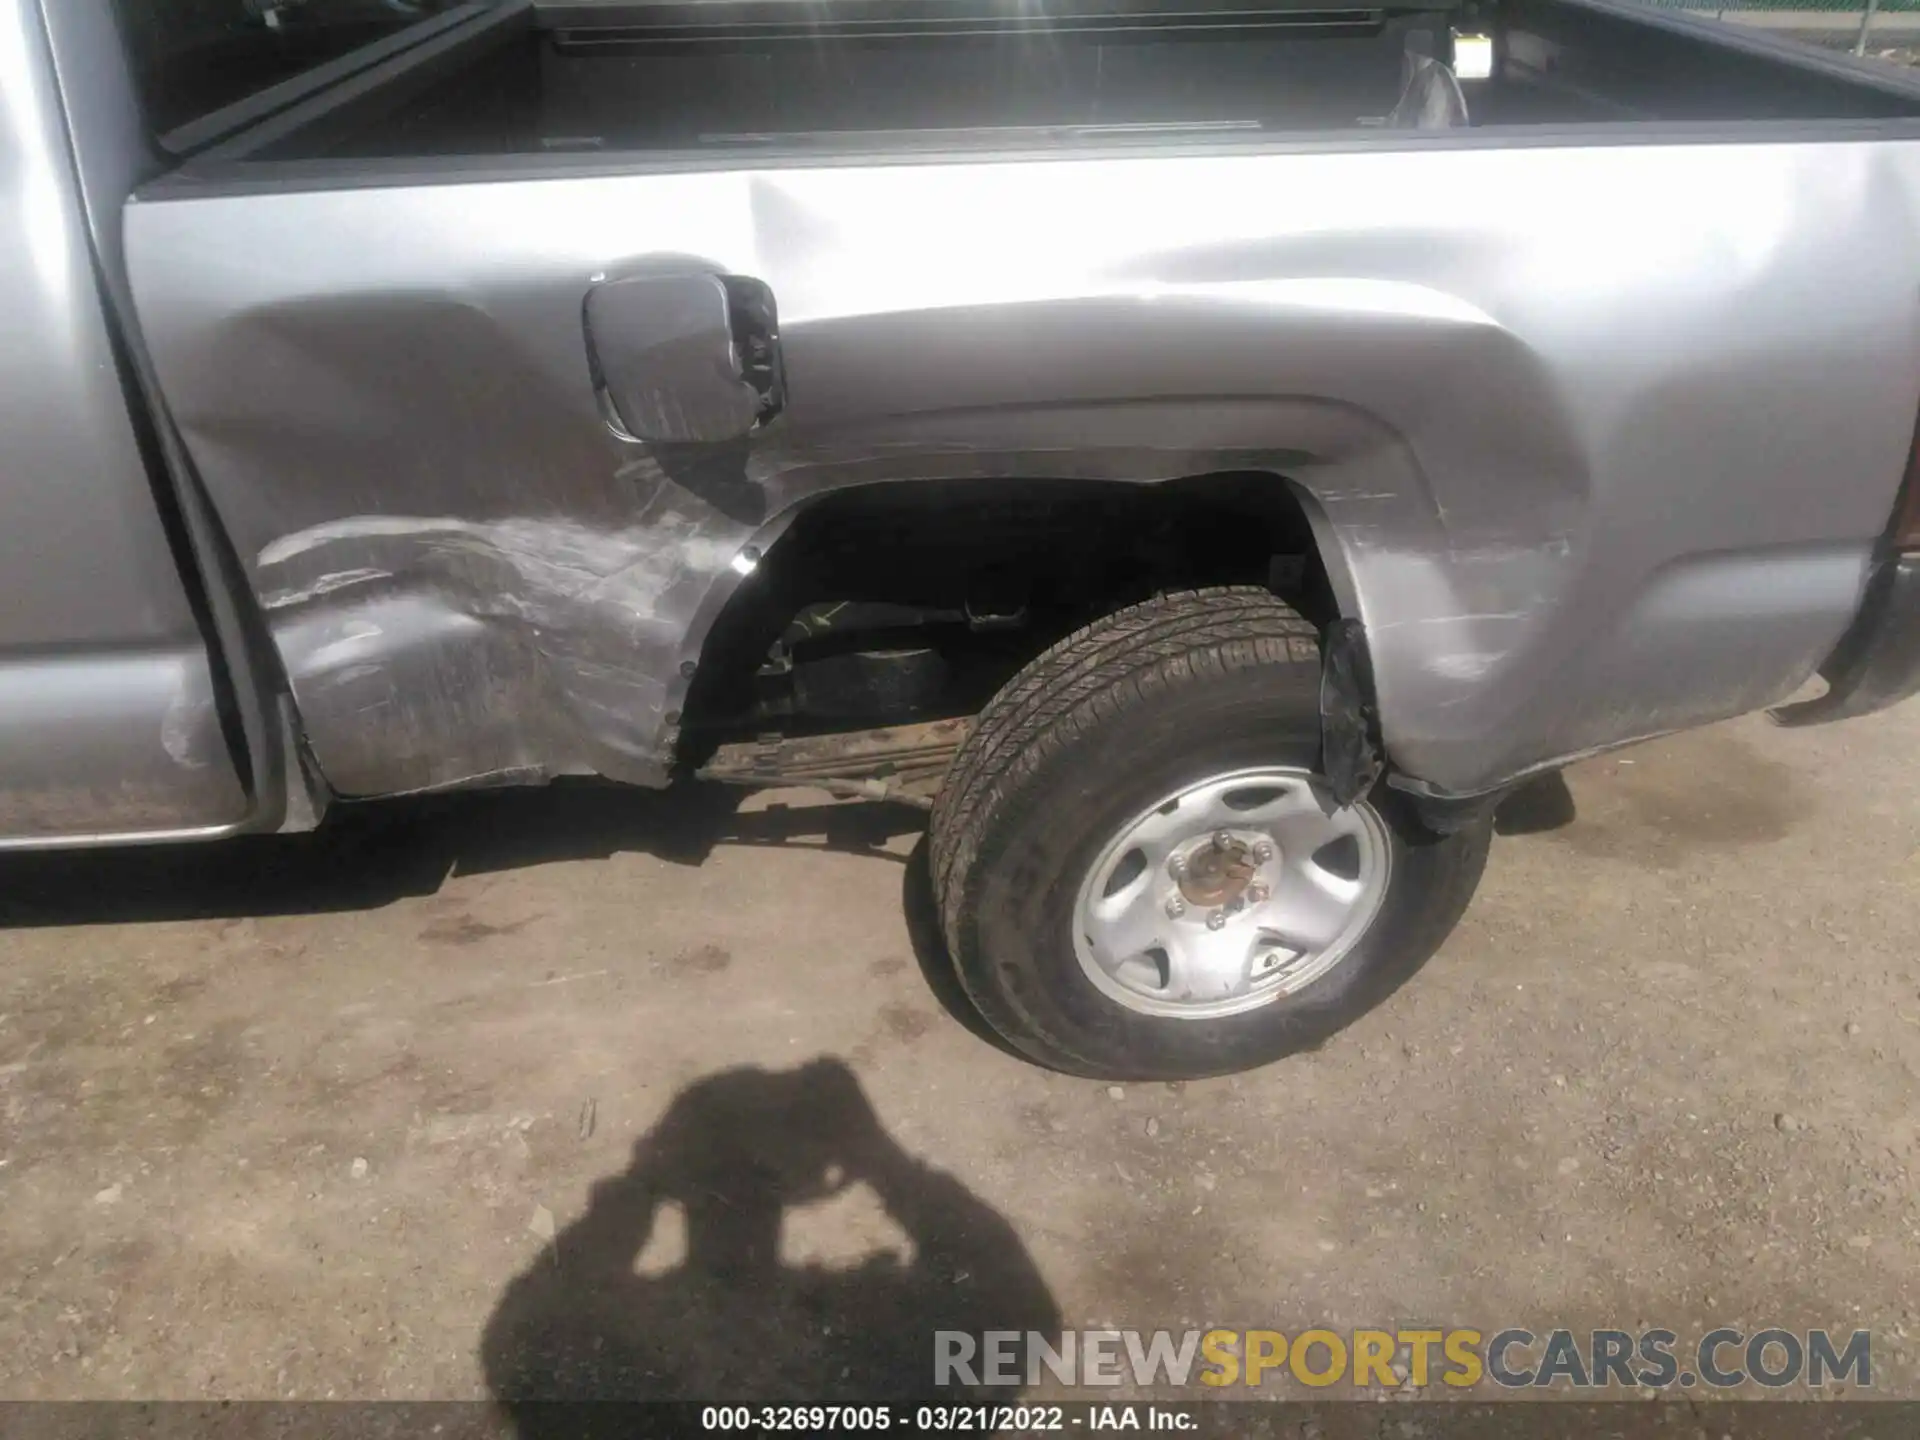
left=584, top=272, right=786, bottom=444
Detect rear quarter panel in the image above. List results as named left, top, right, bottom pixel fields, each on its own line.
left=125, top=135, right=1920, bottom=798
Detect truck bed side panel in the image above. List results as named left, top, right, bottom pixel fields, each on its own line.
left=124, top=138, right=1920, bottom=799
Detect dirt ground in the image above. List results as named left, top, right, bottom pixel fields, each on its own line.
left=1, top=699, right=1918, bottom=1404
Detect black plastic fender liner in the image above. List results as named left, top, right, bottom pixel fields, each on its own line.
left=1318, top=616, right=1384, bottom=808
left=1320, top=615, right=1508, bottom=833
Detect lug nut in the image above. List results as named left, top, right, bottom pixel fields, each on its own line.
left=1165, top=896, right=1187, bottom=919
left=1168, top=853, right=1187, bottom=878
left=1213, top=830, right=1234, bottom=852
left=1206, top=909, right=1227, bottom=931
left=1246, top=881, right=1270, bottom=904
left=1253, top=839, right=1275, bottom=864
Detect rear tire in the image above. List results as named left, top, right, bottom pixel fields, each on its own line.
left=928, top=588, right=1490, bottom=1080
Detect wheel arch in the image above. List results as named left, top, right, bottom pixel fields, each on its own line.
left=669, top=418, right=1407, bottom=762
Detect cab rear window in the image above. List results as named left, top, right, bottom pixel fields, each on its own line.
left=110, top=0, right=484, bottom=140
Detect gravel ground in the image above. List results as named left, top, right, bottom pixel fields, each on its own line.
left=0, top=700, right=1917, bottom=1403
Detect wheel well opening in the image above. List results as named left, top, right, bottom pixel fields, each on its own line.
left=680, top=471, right=1337, bottom=764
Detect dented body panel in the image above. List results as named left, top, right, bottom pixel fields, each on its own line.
left=125, top=139, right=1920, bottom=799
left=10, top=0, right=1920, bottom=853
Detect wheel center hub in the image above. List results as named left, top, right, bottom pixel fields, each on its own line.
left=1176, top=833, right=1260, bottom=907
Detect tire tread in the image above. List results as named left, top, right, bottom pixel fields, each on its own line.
left=930, top=588, right=1319, bottom=994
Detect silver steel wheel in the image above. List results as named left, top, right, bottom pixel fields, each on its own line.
left=1070, top=766, right=1392, bottom=1020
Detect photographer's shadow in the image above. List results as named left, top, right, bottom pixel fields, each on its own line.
left=482, top=1059, right=1061, bottom=1430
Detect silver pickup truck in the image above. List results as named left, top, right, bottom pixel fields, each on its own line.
left=8, top=0, right=1920, bottom=1079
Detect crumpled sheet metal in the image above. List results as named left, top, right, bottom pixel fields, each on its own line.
left=126, top=139, right=1920, bottom=798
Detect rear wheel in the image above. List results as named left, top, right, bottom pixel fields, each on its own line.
left=928, top=588, right=1490, bottom=1080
